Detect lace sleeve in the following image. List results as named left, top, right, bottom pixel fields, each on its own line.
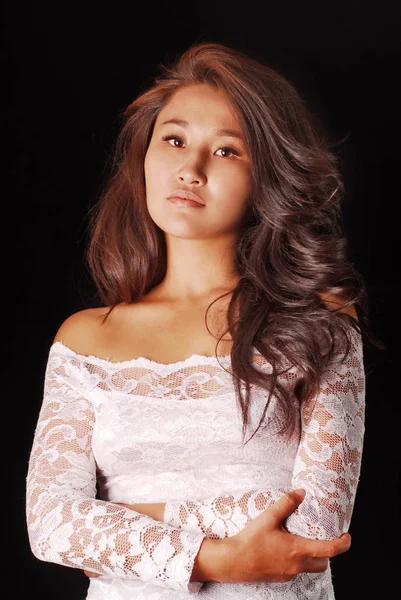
left=26, top=347, right=206, bottom=593
left=164, top=326, right=365, bottom=541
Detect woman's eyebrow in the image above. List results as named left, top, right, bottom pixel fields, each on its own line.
left=161, top=118, right=243, bottom=140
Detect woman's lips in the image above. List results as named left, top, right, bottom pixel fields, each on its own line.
left=167, top=197, right=206, bottom=207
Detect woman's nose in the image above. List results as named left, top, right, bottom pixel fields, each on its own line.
left=176, top=156, right=207, bottom=186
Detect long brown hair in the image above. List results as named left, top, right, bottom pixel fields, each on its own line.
left=86, top=41, right=383, bottom=444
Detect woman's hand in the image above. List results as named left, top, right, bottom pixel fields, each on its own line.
left=85, top=492, right=352, bottom=583
left=220, top=489, right=351, bottom=583
left=84, top=501, right=166, bottom=578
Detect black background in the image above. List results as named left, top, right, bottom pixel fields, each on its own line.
left=3, top=1, right=400, bottom=598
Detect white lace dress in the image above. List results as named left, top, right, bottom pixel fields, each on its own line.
left=26, top=325, right=365, bottom=599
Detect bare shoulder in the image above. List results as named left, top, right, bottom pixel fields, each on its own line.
left=52, top=307, right=112, bottom=355
left=318, top=292, right=359, bottom=321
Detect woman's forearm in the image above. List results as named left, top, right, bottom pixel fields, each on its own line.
left=84, top=506, right=230, bottom=583
left=117, top=502, right=229, bottom=583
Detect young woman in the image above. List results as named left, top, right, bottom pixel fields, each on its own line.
left=26, top=41, right=377, bottom=599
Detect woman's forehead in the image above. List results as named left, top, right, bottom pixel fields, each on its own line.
left=156, top=84, right=243, bottom=137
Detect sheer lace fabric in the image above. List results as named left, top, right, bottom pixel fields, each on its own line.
left=26, top=325, right=365, bottom=599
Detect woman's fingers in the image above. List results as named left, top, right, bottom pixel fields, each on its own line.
left=302, top=557, right=329, bottom=573
left=297, top=532, right=351, bottom=560
left=331, top=533, right=352, bottom=556
left=265, top=489, right=306, bottom=526
left=301, top=534, right=350, bottom=573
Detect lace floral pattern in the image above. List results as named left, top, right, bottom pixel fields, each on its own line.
left=26, top=325, right=365, bottom=599
left=163, top=326, right=365, bottom=543
left=26, top=351, right=206, bottom=593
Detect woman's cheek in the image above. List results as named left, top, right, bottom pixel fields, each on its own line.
left=224, top=168, right=251, bottom=199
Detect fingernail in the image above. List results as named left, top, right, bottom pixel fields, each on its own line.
left=294, top=488, right=306, bottom=500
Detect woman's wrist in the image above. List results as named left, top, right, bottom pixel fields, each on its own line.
left=190, top=537, right=232, bottom=583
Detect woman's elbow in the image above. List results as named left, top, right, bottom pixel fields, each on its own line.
left=284, top=491, right=349, bottom=540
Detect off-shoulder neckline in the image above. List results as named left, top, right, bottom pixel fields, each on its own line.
left=50, top=340, right=235, bottom=370
left=49, top=325, right=360, bottom=372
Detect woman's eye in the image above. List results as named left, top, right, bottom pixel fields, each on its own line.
left=162, top=135, right=184, bottom=147
left=161, top=135, right=239, bottom=158
left=215, top=146, right=239, bottom=158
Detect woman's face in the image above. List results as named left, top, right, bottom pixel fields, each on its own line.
left=144, top=83, right=251, bottom=240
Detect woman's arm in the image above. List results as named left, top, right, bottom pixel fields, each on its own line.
left=26, top=345, right=208, bottom=593
left=86, top=491, right=352, bottom=584
left=162, top=326, right=365, bottom=541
